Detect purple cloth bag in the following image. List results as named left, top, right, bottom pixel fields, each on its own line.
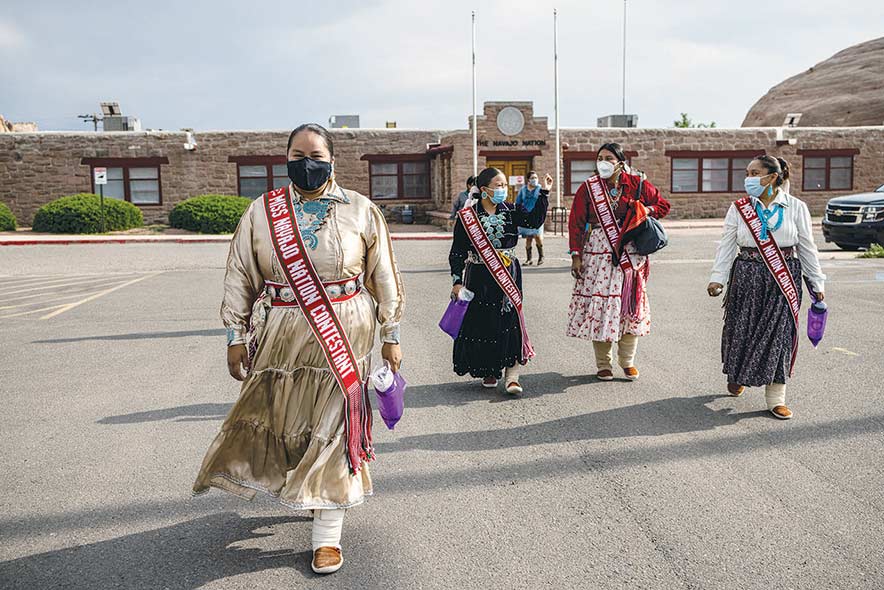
left=804, top=279, right=828, bottom=348
left=439, top=288, right=474, bottom=339
left=371, top=362, right=406, bottom=430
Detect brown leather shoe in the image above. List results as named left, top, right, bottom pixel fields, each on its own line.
left=727, top=383, right=745, bottom=397
left=597, top=369, right=614, bottom=381
left=312, top=546, right=343, bottom=574
left=770, top=405, right=793, bottom=420
left=623, top=367, right=639, bottom=381
left=482, top=377, right=499, bottom=389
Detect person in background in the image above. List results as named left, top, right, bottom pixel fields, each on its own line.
left=566, top=142, right=670, bottom=381
left=449, top=176, right=476, bottom=230
left=516, top=171, right=546, bottom=265
left=708, top=155, right=825, bottom=420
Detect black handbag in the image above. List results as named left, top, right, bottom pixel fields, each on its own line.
left=621, top=177, right=668, bottom=256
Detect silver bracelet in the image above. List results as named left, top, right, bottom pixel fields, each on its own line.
left=226, top=326, right=246, bottom=346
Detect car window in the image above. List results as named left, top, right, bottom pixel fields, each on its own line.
left=877, top=184, right=884, bottom=192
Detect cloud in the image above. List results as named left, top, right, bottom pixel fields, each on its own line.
left=1, top=0, right=883, bottom=131
left=0, top=20, right=26, bottom=50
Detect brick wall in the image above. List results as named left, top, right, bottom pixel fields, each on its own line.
left=0, top=129, right=442, bottom=225
left=2, top=103, right=882, bottom=226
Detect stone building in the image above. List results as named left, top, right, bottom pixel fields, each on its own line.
left=1, top=101, right=882, bottom=226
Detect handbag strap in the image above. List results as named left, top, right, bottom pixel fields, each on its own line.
left=634, top=173, right=644, bottom=206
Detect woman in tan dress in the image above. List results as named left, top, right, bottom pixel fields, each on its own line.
left=193, top=123, right=404, bottom=574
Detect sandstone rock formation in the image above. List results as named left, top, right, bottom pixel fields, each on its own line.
left=742, top=37, right=884, bottom=127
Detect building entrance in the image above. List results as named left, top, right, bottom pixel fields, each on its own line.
left=486, top=159, right=532, bottom=203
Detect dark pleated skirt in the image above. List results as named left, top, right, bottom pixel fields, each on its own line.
left=453, top=260, right=525, bottom=378
left=722, top=255, right=802, bottom=386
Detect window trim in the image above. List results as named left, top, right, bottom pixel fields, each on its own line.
left=81, top=157, right=168, bottom=206
left=228, top=155, right=288, bottom=197
left=563, top=150, right=637, bottom=196
left=664, top=150, right=762, bottom=194
left=360, top=154, right=431, bottom=200
left=797, top=149, right=858, bottom=192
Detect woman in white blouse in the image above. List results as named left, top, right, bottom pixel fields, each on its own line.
left=707, top=156, right=825, bottom=420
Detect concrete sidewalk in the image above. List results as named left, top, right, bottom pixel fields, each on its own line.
left=0, top=218, right=823, bottom=246
left=0, top=229, right=454, bottom=246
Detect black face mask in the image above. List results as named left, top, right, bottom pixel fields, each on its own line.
left=287, top=158, right=333, bottom=192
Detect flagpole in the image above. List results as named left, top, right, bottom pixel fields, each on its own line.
left=554, top=8, right=561, bottom=210
left=471, top=10, right=478, bottom=178
left=622, top=0, right=627, bottom=114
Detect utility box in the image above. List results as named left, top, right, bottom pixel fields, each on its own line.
left=329, top=115, right=360, bottom=129
left=597, top=114, right=638, bottom=128
left=103, top=116, right=142, bottom=132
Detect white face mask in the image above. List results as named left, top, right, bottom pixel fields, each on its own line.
left=596, top=160, right=616, bottom=179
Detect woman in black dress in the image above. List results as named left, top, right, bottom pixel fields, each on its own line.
left=448, top=167, right=551, bottom=394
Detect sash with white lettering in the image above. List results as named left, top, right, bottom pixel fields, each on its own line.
left=582, top=175, right=645, bottom=319
left=457, top=206, right=535, bottom=362
left=263, top=186, right=372, bottom=474
left=734, top=196, right=801, bottom=376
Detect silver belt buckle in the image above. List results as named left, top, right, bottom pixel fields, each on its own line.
left=326, top=284, right=343, bottom=299
left=279, top=286, right=295, bottom=302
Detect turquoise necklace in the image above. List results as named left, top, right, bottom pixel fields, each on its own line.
left=480, top=209, right=508, bottom=249
left=293, top=198, right=334, bottom=250
left=755, top=201, right=784, bottom=241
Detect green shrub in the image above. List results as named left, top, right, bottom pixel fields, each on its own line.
left=32, top=194, right=143, bottom=234
left=0, top=202, right=16, bottom=231
left=169, top=194, right=252, bottom=234
left=858, top=243, right=884, bottom=259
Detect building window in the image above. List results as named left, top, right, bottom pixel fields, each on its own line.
left=362, top=156, right=430, bottom=200
left=666, top=151, right=758, bottom=193
left=799, top=150, right=857, bottom=191
left=563, top=151, right=636, bottom=195
left=228, top=156, right=288, bottom=199
left=568, top=160, right=598, bottom=195
left=81, top=157, right=168, bottom=205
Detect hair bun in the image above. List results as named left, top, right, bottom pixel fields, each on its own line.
left=776, top=157, right=791, bottom=181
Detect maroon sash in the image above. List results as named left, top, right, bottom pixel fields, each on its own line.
left=263, top=186, right=372, bottom=473
left=457, top=206, right=535, bottom=362
left=582, top=175, right=646, bottom=318
left=734, top=196, right=801, bottom=376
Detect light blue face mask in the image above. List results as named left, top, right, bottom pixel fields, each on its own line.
left=488, top=187, right=508, bottom=204
left=744, top=175, right=773, bottom=198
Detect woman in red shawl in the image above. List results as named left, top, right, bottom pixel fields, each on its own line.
left=566, top=143, right=670, bottom=381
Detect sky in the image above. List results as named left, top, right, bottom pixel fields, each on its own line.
left=1, top=0, right=882, bottom=132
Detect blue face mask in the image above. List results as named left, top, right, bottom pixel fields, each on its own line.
left=487, top=187, right=508, bottom=204
left=744, top=175, right=773, bottom=198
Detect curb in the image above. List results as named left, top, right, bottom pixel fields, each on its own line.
left=0, top=234, right=454, bottom=246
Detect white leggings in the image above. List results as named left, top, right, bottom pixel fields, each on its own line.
left=592, top=334, right=639, bottom=371
left=312, top=509, right=345, bottom=550
left=765, top=383, right=786, bottom=410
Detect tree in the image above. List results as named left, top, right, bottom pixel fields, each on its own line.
left=673, top=113, right=717, bottom=128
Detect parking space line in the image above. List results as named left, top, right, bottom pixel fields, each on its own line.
left=0, top=274, right=106, bottom=290
left=0, top=290, right=112, bottom=311
left=0, top=277, right=142, bottom=305
left=0, top=303, right=71, bottom=319
left=0, top=275, right=145, bottom=296
left=39, top=272, right=164, bottom=320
